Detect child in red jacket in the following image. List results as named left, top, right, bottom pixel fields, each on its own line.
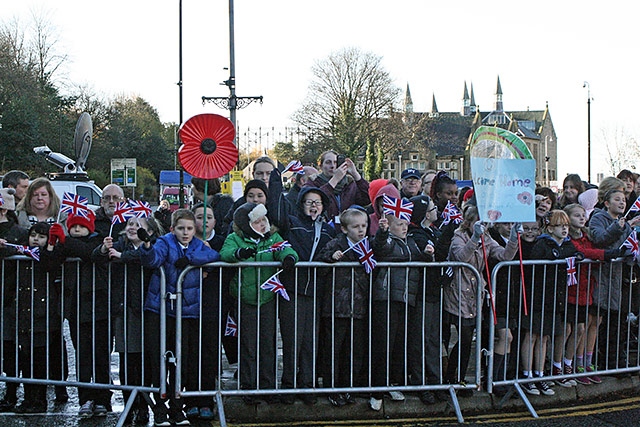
left=564, top=203, right=620, bottom=385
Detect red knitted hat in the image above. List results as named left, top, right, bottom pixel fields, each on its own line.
left=67, top=210, right=96, bottom=233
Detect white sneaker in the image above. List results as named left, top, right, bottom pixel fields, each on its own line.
left=387, top=391, right=405, bottom=401
left=369, top=397, right=382, bottom=411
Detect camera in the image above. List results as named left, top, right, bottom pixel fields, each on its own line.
left=337, top=154, right=346, bottom=167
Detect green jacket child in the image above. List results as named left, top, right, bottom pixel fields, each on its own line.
left=221, top=202, right=298, bottom=306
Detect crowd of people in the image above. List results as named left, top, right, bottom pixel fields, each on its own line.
left=1, top=159, right=639, bottom=425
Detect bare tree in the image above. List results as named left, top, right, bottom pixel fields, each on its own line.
left=601, top=125, right=640, bottom=175
left=293, top=47, right=401, bottom=176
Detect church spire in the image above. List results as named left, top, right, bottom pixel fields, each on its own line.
left=469, top=82, right=477, bottom=114
left=404, top=83, right=414, bottom=114
left=462, top=81, right=471, bottom=116
left=495, top=75, right=503, bottom=112
left=431, top=93, right=439, bottom=113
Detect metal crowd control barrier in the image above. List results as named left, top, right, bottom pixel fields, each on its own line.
left=0, top=256, right=167, bottom=427
left=488, top=258, right=640, bottom=418
left=174, top=260, right=483, bottom=425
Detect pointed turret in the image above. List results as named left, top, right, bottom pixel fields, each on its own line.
left=469, top=82, right=477, bottom=114
left=404, top=83, right=414, bottom=114
left=495, top=75, right=503, bottom=112
left=431, top=93, right=439, bottom=113
left=462, top=81, right=471, bottom=116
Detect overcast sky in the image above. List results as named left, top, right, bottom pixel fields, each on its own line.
left=5, top=0, right=640, bottom=183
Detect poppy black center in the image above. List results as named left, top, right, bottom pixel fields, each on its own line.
left=201, top=138, right=217, bottom=154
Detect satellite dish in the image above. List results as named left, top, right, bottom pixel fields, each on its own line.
left=74, top=112, right=93, bottom=172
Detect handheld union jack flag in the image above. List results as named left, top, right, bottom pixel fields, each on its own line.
left=6, top=244, right=40, bottom=262
left=260, top=272, right=290, bottom=301
left=112, top=201, right=134, bottom=224
left=622, top=230, right=640, bottom=261
left=224, top=314, right=238, bottom=337
left=629, top=195, right=640, bottom=214
left=352, top=237, right=377, bottom=274
left=566, top=256, right=578, bottom=287
left=441, top=201, right=463, bottom=227
left=284, top=160, right=304, bottom=174
left=60, top=192, right=90, bottom=219
left=129, top=200, right=152, bottom=218
left=258, top=240, right=292, bottom=254
left=382, top=194, right=413, bottom=222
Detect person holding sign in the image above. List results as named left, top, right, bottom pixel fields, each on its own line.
left=443, top=205, right=518, bottom=394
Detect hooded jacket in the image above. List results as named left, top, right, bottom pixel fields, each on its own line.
left=588, top=208, right=631, bottom=311
left=278, top=186, right=335, bottom=295
left=140, top=232, right=220, bottom=318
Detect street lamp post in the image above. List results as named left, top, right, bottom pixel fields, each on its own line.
left=583, top=81, right=592, bottom=183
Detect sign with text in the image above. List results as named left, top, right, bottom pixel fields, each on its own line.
left=111, top=158, right=137, bottom=187
left=470, top=157, right=536, bottom=222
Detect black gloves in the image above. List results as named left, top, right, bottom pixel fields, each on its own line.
left=236, top=247, right=257, bottom=260
left=175, top=257, right=190, bottom=269
left=282, top=255, right=296, bottom=272
left=137, top=228, right=151, bottom=243
left=604, top=248, right=622, bottom=261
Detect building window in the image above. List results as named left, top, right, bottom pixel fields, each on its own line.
left=451, top=162, right=457, bottom=170
left=411, top=154, right=418, bottom=161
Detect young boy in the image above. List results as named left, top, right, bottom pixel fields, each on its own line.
left=220, top=202, right=298, bottom=404
left=318, top=208, right=369, bottom=407
left=369, top=214, right=427, bottom=411
left=139, top=208, right=220, bottom=426
left=43, top=211, right=110, bottom=418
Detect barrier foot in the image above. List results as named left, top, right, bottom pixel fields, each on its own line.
left=116, top=388, right=139, bottom=427
left=448, top=386, right=465, bottom=423
left=513, top=383, right=539, bottom=418
left=216, top=391, right=227, bottom=427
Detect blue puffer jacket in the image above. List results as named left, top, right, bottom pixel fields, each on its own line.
left=141, top=233, right=220, bottom=318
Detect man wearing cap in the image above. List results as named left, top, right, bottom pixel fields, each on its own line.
left=400, top=168, right=422, bottom=199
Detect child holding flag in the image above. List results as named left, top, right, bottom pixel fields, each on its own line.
left=564, top=203, right=620, bottom=385
left=589, top=188, right=640, bottom=369
left=443, top=205, right=518, bottom=394
left=91, top=214, right=163, bottom=424
left=42, top=211, right=111, bottom=417
left=318, top=208, right=370, bottom=407
left=368, top=207, right=426, bottom=411
left=0, top=222, right=58, bottom=413
left=220, top=202, right=298, bottom=404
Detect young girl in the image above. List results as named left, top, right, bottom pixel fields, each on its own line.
left=559, top=174, right=585, bottom=209
left=92, top=216, right=163, bottom=424
left=220, top=202, right=298, bottom=404
left=0, top=222, right=57, bottom=413
left=564, top=204, right=619, bottom=385
left=444, top=205, right=518, bottom=394
left=528, top=210, right=579, bottom=391
left=589, top=189, right=640, bottom=369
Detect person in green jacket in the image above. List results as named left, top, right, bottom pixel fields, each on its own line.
left=220, top=202, right=298, bottom=404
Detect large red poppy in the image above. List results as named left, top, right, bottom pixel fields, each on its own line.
left=178, top=113, right=238, bottom=179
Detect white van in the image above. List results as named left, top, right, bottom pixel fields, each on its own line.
left=47, top=173, right=103, bottom=211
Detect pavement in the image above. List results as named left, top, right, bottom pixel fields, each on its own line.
left=218, top=371, right=640, bottom=425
